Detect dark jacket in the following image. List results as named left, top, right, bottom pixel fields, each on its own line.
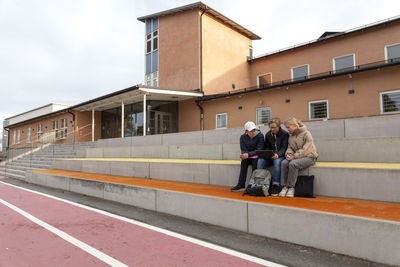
left=240, top=132, right=264, bottom=157
left=264, top=128, right=289, bottom=158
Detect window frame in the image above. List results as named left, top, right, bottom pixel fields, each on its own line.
left=52, top=120, right=59, bottom=139
left=144, top=18, right=159, bottom=87
left=27, top=127, right=31, bottom=144
left=385, top=43, right=400, bottom=62
left=379, top=89, right=400, bottom=114
left=216, top=113, right=228, bottom=129
left=308, top=99, right=329, bottom=120
left=291, top=64, right=309, bottom=81
left=60, top=118, right=68, bottom=139
left=256, top=107, right=271, bottom=126
left=17, top=129, right=21, bottom=144
left=37, top=123, right=42, bottom=141
left=257, top=73, right=272, bottom=88
left=333, top=53, right=356, bottom=73
left=13, top=130, right=16, bottom=145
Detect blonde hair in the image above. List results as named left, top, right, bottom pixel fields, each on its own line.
left=268, top=117, right=281, bottom=127
left=284, top=117, right=304, bottom=127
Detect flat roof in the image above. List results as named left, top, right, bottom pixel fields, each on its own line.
left=251, top=15, right=400, bottom=61
left=137, top=2, right=261, bottom=40
left=5, top=103, right=70, bottom=120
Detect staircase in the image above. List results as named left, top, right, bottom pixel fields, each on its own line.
left=0, top=142, right=96, bottom=179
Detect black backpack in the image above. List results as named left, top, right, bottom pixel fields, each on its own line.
left=244, top=169, right=271, bottom=196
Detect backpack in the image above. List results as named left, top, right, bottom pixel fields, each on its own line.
left=244, top=169, right=272, bottom=196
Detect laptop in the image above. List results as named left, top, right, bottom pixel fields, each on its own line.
left=256, top=150, right=275, bottom=159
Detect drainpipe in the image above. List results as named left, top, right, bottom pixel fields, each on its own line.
left=199, top=6, right=207, bottom=93
left=197, top=6, right=207, bottom=131
left=196, top=100, right=204, bottom=131
left=67, top=110, right=76, bottom=145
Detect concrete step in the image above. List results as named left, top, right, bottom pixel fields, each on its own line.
left=3, top=164, right=35, bottom=172
left=24, top=169, right=400, bottom=266
left=4, top=171, right=25, bottom=180
left=4, top=168, right=26, bottom=177
left=53, top=158, right=400, bottom=203
left=79, top=137, right=400, bottom=163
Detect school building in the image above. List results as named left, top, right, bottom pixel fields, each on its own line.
left=3, top=2, right=400, bottom=153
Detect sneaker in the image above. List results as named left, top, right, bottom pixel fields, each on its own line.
left=271, top=184, right=282, bottom=196
left=231, top=184, right=245, bottom=192
left=278, top=186, right=288, bottom=197
left=286, top=187, right=295, bottom=197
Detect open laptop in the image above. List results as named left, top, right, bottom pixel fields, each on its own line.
left=256, top=150, right=275, bottom=159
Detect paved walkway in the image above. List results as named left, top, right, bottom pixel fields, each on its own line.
left=34, top=169, right=400, bottom=222
left=0, top=180, right=281, bottom=266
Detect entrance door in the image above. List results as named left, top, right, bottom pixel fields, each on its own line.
left=149, top=111, right=172, bottom=134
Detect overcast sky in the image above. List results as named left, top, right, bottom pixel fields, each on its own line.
left=1, top=0, right=400, bottom=147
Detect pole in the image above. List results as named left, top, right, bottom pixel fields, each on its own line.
left=121, top=101, right=125, bottom=138
left=143, top=94, right=147, bottom=136
left=92, top=109, right=95, bottom=142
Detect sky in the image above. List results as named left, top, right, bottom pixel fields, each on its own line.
left=1, top=0, right=400, bottom=148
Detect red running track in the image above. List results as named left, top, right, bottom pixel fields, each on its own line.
left=0, top=180, right=280, bottom=266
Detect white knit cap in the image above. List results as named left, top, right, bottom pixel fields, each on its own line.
left=244, top=121, right=257, bottom=131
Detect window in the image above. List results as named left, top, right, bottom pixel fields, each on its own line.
left=380, top=89, right=400, bottom=114
left=52, top=120, right=58, bottom=139
left=27, top=127, right=31, bottom=144
left=385, top=43, right=400, bottom=63
left=309, top=100, right=329, bottom=120
left=333, top=54, right=355, bottom=73
left=256, top=107, right=271, bottom=125
left=37, top=123, right=42, bottom=141
left=60, top=118, right=67, bottom=139
left=216, top=113, right=227, bottom=129
left=13, top=130, right=16, bottom=145
left=145, top=18, right=159, bottom=87
left=17, top=129, right=21, bottom=144
left=291, top=65, right=309, bottom=81
left=257, top=73, right=272, bottom=88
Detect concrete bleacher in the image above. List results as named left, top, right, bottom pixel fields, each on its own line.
left=14, top=114, right=400, bottom=265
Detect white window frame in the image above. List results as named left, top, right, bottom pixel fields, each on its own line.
left=52, top=120, right=58, bottom=139
left=13, top=130, right=16, bottom=145
left=17, top=129, right=21, bottom=144
left=27, top=127, right=31, bottom=144
left=257, top=73, right=272, bottom=88
left=385, top=42, right=400, bottom=62
left=60, top=118, right=67, bottom=139
left=216, top=113, right=228, bottom=129
left=291, top=64, right=309, bottom=81
left=333, top=53, right=356, bottom=72
left=256, top=107, right=271, bottom=126
left=144, top=18, right=159, bottom=87
left=379, top=89, right=400, bottom=114
left=37, top=123, right=42, bottom=141
left=308, top=99, right=329, bottom=120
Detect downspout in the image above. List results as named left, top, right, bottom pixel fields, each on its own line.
left=198, top=6, right=207, bottom=130
left=67, top=110, right=76, bottom=144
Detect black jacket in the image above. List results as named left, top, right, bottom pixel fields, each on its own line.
left=264, top=128, right=289, bottom=158
left=240, top=132, right=264, bottom=157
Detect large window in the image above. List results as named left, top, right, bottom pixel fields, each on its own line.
left=17, top=129, right=21, bottom=144
left=13, top=130, right=16, bottom=145
left=385, top=43, right=400, bottom=63
left=60, top=118, right=67, bottom=139
left=145, top=18, right=159, bottom=87
left=216, top=113, right=227, bottom=129
left=291, top=65, right=309, bottom=81
left=52, top=120, right=58, bottom=139
left=380, top=89, right=400, bottom=114
left=256, top=107, right=271, bottom=125
left=27, top=127, right=31, bottom=144
left=333, top=54, right=355, bottom=73
left=257, top=73, right=272, bottom=88
left=37, top=123, right=42, bottom=141
left=309, top=100, right=329, bottom=120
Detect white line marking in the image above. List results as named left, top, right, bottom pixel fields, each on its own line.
left=0, top=196, right=128, bottom=267
left=0, top=181, right=286, bottom=267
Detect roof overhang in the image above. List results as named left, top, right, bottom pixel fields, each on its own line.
left=73, top=86, right=203, bottom=112
left=137, top=2, right=261, bottom=40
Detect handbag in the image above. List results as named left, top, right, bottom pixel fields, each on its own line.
left=294, top=175, right=315, bottom=198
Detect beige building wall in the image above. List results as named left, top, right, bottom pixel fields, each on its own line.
left=194, top=66, right=400, bottom=131
left=250, top=21, right=400, bottom=85
left=158, top=9, right=200, bottom=90
left=202, top=13, right=252, bottom=95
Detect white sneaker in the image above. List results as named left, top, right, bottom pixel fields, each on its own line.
left=278, top=187, right=288, bottom=197
left=286, top=187, right=295, bottom=197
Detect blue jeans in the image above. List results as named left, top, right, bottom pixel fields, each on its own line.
left=257, top=157, right=285, bottom=184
